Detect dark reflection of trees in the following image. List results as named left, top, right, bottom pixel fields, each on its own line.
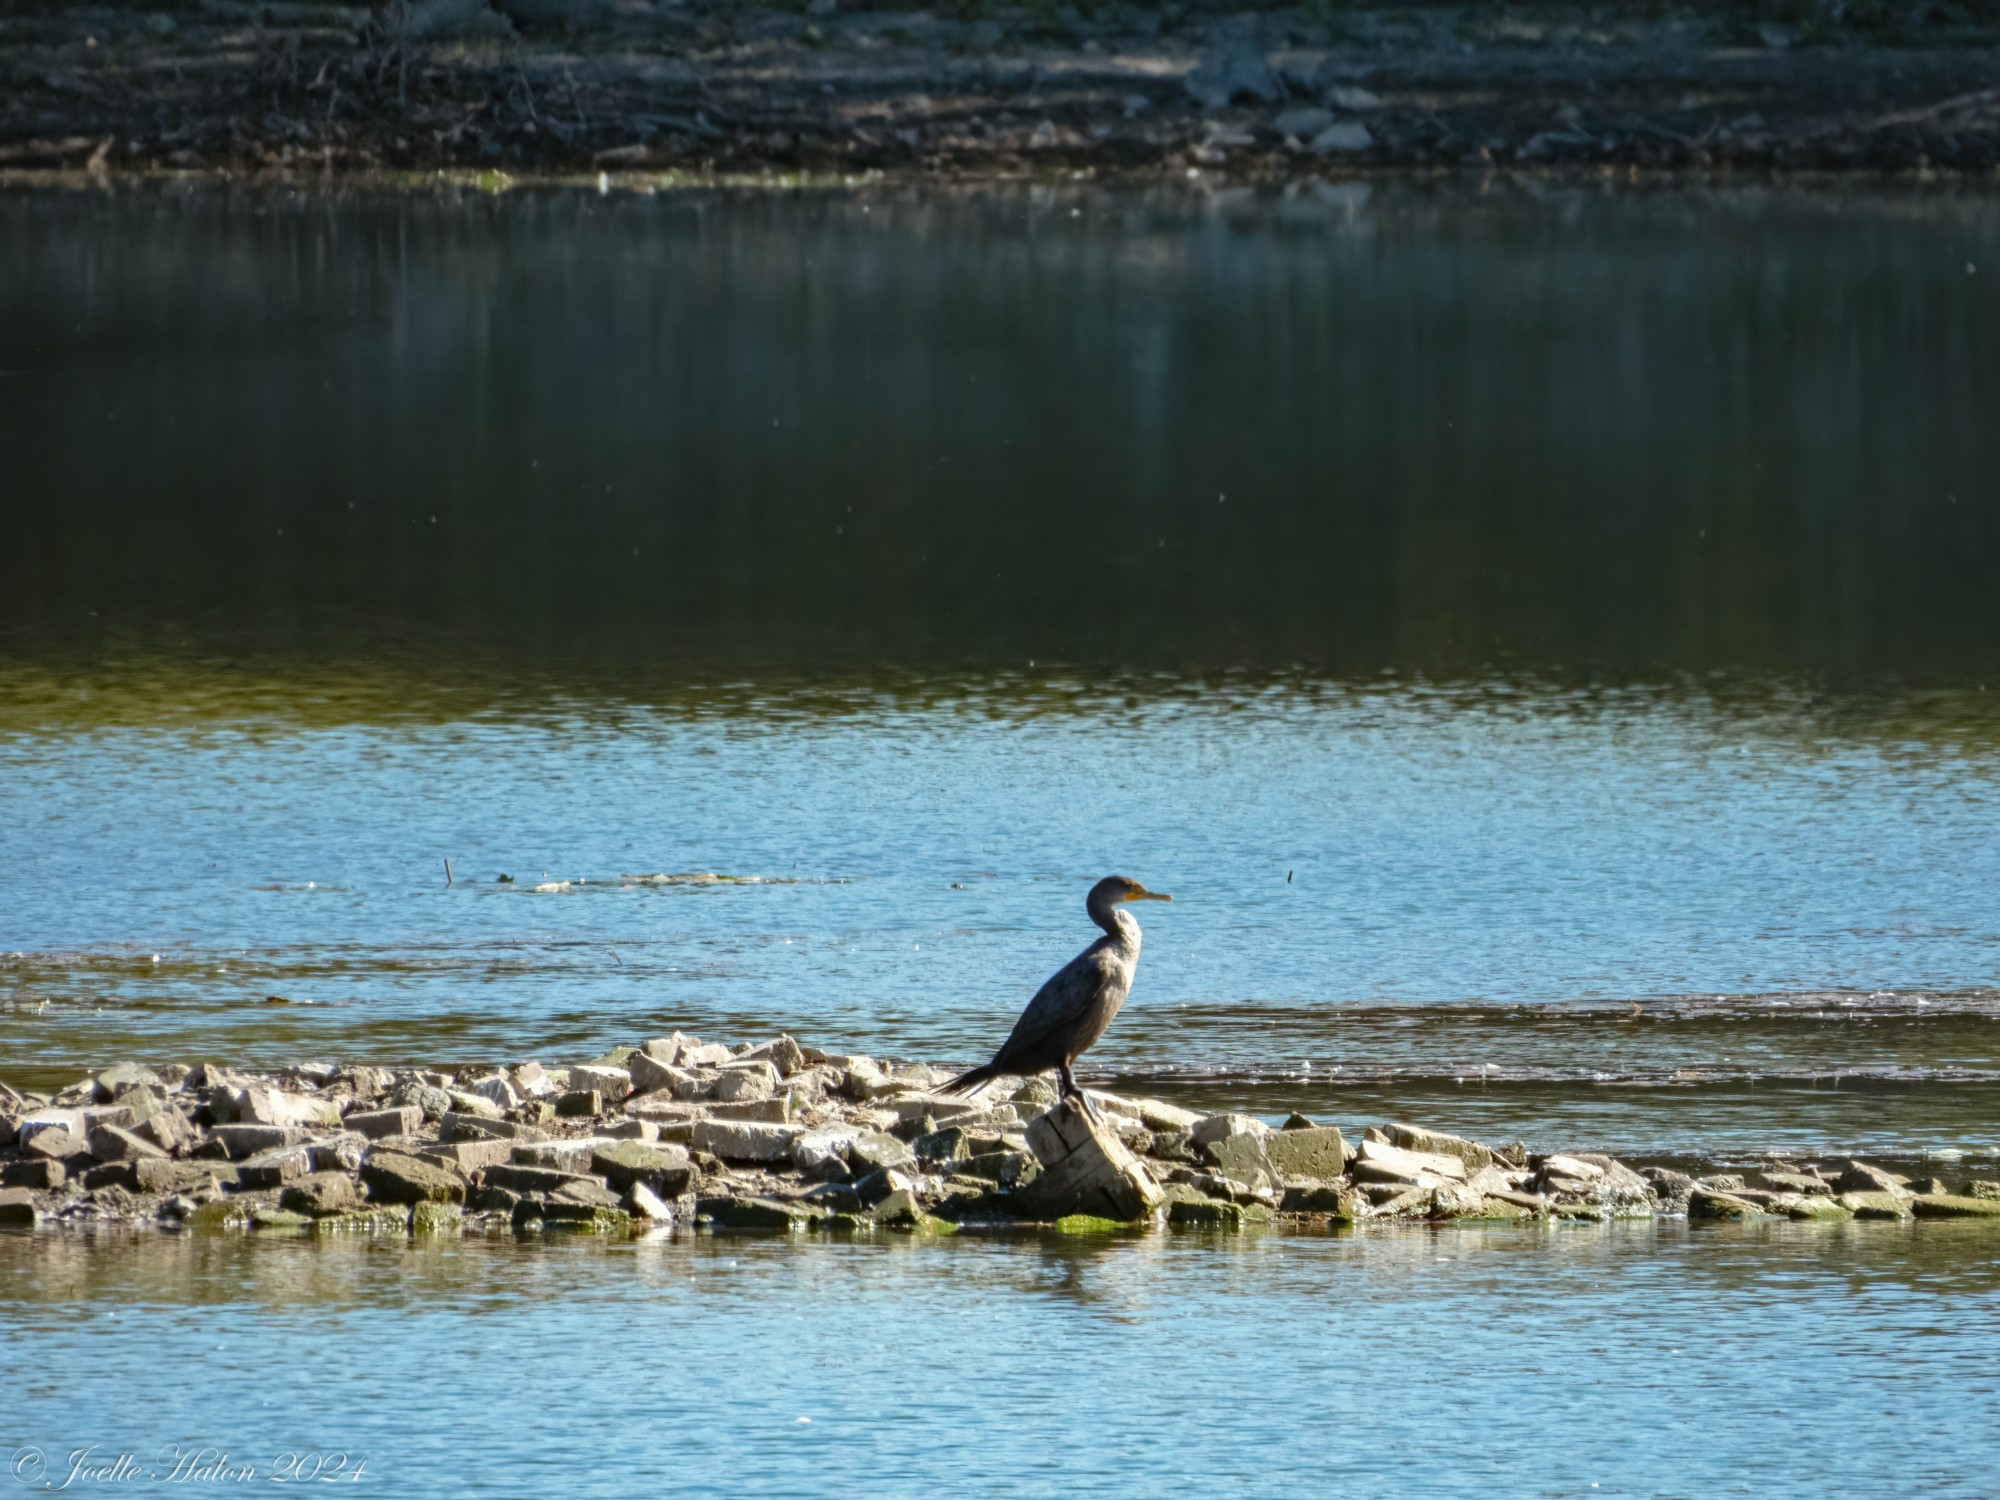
left=4, top=182, right=1998, bottom=707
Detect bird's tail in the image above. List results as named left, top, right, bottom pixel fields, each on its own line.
left=936, top=1062, right=1001, bottom=1096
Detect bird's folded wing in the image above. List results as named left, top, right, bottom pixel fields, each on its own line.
left=993, top=947, right=1118, bottom=1065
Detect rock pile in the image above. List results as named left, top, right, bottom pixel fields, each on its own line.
left=2, top=1036, right=1995, bottom=1237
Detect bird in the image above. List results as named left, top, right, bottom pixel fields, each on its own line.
left=939, top=875, right=1172, bottom=1115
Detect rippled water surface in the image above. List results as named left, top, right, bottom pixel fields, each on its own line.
left=2, top=184, right=1998, bottom=1162
left=6, top=1221, right=2000, bottom=1498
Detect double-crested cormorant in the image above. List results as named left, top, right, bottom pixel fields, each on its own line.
left=940, top=875, right=1172, bottom=1110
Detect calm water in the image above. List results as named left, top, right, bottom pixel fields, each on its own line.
left=6, top=1220, right=2000, bottom=1498
left=5, top=177, right=2000, bottom=1496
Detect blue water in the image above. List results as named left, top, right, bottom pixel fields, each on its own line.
left=6, top=1220, right=1999, bottom=1498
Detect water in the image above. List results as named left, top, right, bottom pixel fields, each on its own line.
left=6, top=1220, right=2000, bottom=1498
left=4, top=181, right=2000, bottom=1165
left=3, top=180, right=2000, bottom=1493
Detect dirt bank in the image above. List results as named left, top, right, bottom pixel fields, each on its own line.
left=2, top=1, right=1999, bottom=180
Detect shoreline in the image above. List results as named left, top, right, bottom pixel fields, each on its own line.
left=4, top=4, right=2000, bottom=182
left=4, top=1033, right=1997, bottom=1239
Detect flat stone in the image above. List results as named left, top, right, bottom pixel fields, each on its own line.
left=1911, top=1193, right=2000, bottom=1218
left=416, top=1139, right=518, bottom=1172
left=443, top=1089, right=502, bottom=1120
left=708, top=1066, right=777, bottom=1104
left=236, top=1145, right=314, bottom=1190
left=23, top=1126, right=89, bottom=1162
left=1839, top=1191, right=1912, bottom=1219
left=849, top=1131, right=916, bottom=1172
left=238, top=1086, right=343, bottom=1130
left=0, top=1187, right=41, bottom=1227
left=280, top=1172, right=362, bottom=1216
left=705, top=1097, right=795, bottom=1123
left=18, top=1109, right=87, bottom=1145
left=699, top=1195, right=814, bottom=1231
left=590, top=1141, right=695, bottom=1196
left=1752, top=1168, right=1832, bottom=1196
left=1383, top=1123, right=1490, bottom=1174
left=481, top=1163, right=598, bottom=1196
left=94, top=1063, right=165, bottom=1100
left=212, top=1124, right=305, bottom=1159
left=438, top=1111, right=542, bottom=1143
left=853, top=1167, right=913, bottom=1208
left=1190, top=1113, right=1267, bottom=1148
left=1168, top=1197, right=1247, bottom=1229
left=555, top=1090, right=603, bottom=1118
left=469, top=1075, right=521, bottom=1110
left=1787, top=1197, right=1854, bottom=1221
left=1310, top=122, right=1374, bottom=154
left=960, top=1150, right=1038, bottom=1190
left=133, top=1109, right=196, bottom=1154
left=568, top=1064, right=632, bottom=1102
left=1281, top=1181, right=1359, bottom=1217
left=2, top=1160, right=66, bottom=1190
left=735, top=1036, right=806, bottom=1077
left=509, top=1138, right=616, bottom=1171
left=791, top=1128, right=861, bottom=1173
left=1351, top=1138, right=1468, bottom=1186
left=86, top=1124, right=168, bottom=1162
left=346, top=1106, right=424, bottom=1140
left=1836, top=1160, right=1909, bottom=1196
left=627, top=1051, right=696, bottom=1096
left=1688, top=1187, right=1765, bottom=1220
left=136, top=1158, right=238, bottom=1194
left=360, top=1151, right=467, bottom=1205
left=693, top=1120, right=805, bottom=1164
left=1262, top=1126, right=1349, bottom=1179
left=536, top=1201, right=631, bottom=1233
left=550, top=1178, right=625, bottom=1211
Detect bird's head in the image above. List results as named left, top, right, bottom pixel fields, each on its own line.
left=1093, top=875, right=1172, bottom=906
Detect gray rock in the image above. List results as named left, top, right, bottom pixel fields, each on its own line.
left=1190, top=1113, right=1267, bottom=1149
left=1383, top=1123, right=1490, bottom=1174
left=735, top=1035, right=806, bottom=1077
left=2, top=1159, right=66, bottom=1190
left=1350, top=1139, right=1467, bottom=1185
left=360, top=1151, right=466, bottom=1205
left=1688, top=1186, right=1765, bottom=1220
left=24, top=1127, right=89, bottom=1163
left=698, top=1195, right=813, bottom=1230
left=555, top=1090, right=603, bottom=1118
left=0, top=1187, right=41, bottom=1227
left=692, top=1120, right=805, bottom=1164
left=238, top=1086, right=342, bottom=1130
left=568, top=1064, right=632, bottom=1102
left=211, top=1124, right=305, bottom=1159
left=480, top=1163, right=597, bottom=1196
left=133, top=1108, right=195, bottom=1155
left=345, top=1106, right=424, bottom=1140
left=1835, top=1160, right=1909, bottom=1196
left=627, top=1050, right=696, bottom=1096
left=437, top=1111, right=541, bottom=1144
left=852, top=1167, right=913, bottom=1208
left=280, top=1172, right=361, bottom=1216
left=590, top=1141, right=695, bottom=1196
left=1016, top=1100, right=1162, bottom=1222
left=849, top=1131, right=916, bottom=1173
left=94, top=1063, right=165, bottom=1100
left=86, top=1124, right=168, bottom=1162
left=417, top=1139, right=517, bottom=1172
left=237, top=1145, right=315, bottom=1190
left=1262, top=1126, right=1349, bottom=1180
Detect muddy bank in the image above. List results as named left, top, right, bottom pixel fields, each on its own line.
left=4, top=1032, right=1998, bottom=1237
left=2, top=2, right=2000, bottom=179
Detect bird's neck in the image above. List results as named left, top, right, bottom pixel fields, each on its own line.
left=1088, top=896, right=1141, bottom=948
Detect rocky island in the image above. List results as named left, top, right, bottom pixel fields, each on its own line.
left=4, top=1032, right=1997, bottom=1237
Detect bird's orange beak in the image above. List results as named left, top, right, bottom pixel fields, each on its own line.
left=1130, top=887, right=1173, bottom=902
